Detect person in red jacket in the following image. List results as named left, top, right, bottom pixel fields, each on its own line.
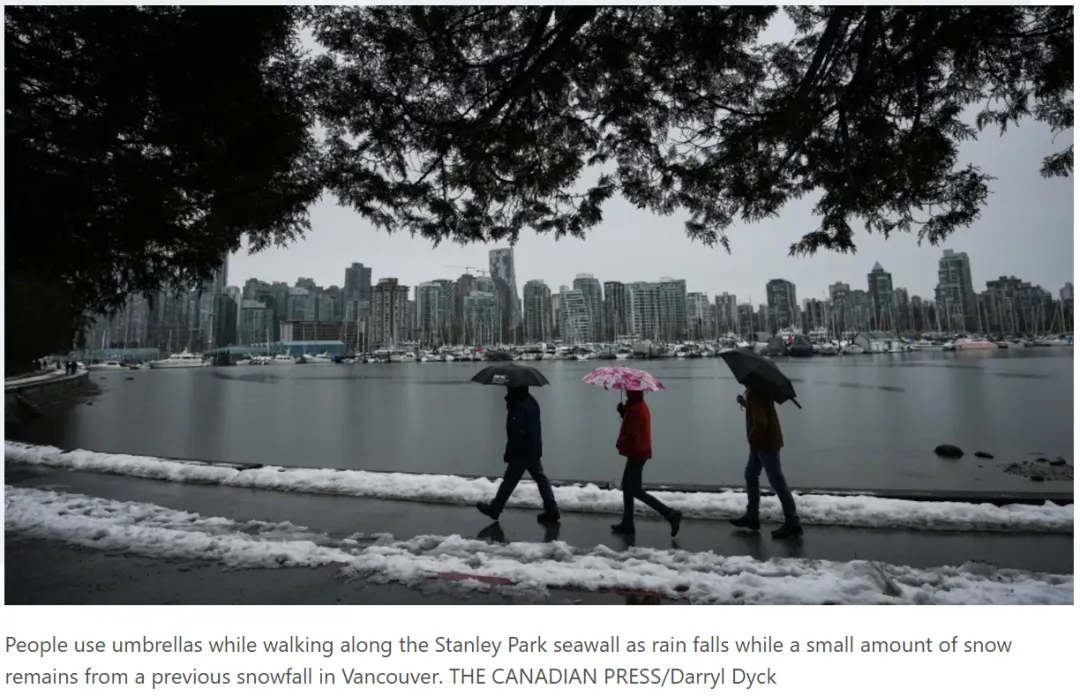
left=611, top=390, right=682, bottom=537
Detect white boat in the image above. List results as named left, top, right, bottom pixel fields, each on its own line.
left=403, top=352, right=417, bottom=362
left=841, top=344, right=865, bottom=355
left=300, top=353, right=334, bottom=364
left=88, top=359, right=128, bottom=371
left=271, top=354, right=297, bottom=365
left=952, top=338, right=998, bottom=351
left=150, top=351, right=206, bottom=369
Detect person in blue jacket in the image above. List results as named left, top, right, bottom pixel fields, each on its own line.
left=477, top=386, right=560, bottom=523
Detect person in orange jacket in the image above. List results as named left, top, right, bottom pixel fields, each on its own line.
left=611, top=390, right=682, bottom=537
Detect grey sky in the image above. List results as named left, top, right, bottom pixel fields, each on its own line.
left=230, top=13, right=1074, bottom=302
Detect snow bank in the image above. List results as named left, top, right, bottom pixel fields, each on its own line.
left=5, top=441, right=1073, bottom=534
left=6, top=486, right=1072, bottom=605
left=5, top=369, right=71, bottom=387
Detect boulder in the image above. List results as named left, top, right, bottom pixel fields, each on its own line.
left=934, top=444, right=964, bottom=459
left=974, top=451, right=994, bottom=459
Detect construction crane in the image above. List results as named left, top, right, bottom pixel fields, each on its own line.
left=445, top=265, right=489, bottom=276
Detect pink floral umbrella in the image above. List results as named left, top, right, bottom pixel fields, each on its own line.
left=581, top=366, right=664, bottom=393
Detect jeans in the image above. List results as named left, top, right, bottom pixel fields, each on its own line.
left=621, top=458, right=673, bottom=524
left=744, top=450, right=800, bottom=525
left=490, top=458, right=558, bottom=515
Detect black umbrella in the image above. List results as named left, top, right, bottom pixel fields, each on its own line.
left=719, top=348, right=801, bottom=408
left=471, top=364, right=549, bottom=388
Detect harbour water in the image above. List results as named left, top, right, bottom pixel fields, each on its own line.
left=15, top=351, right=1073, bottom=494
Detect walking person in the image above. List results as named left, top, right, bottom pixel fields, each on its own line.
left=610, top=390, right=682, bottom=537
left=477, top=386, right=560, bottom=523
left=730, top=387, right=802, bottom=538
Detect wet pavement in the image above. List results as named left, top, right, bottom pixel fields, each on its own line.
left=4, top=465, right=1074, bottom=604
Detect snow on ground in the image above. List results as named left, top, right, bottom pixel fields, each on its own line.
left=5, top=441, right=1073, bottom=534
left=5, top=486, right=1072, bottom=605
left=4, top=369, right=73, bottom=387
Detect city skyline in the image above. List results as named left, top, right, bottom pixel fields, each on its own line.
left=229, top=116, right=1072, bottom=301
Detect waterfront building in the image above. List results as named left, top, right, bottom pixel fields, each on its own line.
left=867, top=262, right=894, bottom=330
left=686, top=292, right=711, bottom=340
left=603, top=281, right=629, bottom=341
left=370, top=278, right=410, bottom=348
left=560, top=288, right=591, bottom=344
left=463, top=290, right=498, bottom=345
left=523, top=280, right=553, bottom=343
left=572, top=274, right=604, bottom=342
left=714, top=293, right=739, bottom=335
left=344, top=262, right=372, bottom=306
left=489, top=248, right=522, bottom=340
left=765, top=279, right=797, bottom=331
left=934, top=249, right=978, bottom=332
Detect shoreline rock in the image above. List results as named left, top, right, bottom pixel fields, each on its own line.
left=934, top=444, right=964, bottom=459
left=1002, top=459, right=1073, bottom=483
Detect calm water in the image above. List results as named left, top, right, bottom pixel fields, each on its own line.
left=16, top=351, right=1074, bottom=493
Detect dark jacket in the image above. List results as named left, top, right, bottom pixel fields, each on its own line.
left=505, top=389, right=542, bottom=461
left=744, top=389, right=784, bottom=452
left=616, top=391, right=652, bottom=460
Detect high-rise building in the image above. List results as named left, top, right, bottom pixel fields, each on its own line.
left=488, top=248, right=521, bottom=338
left=370, top=278, right=409, bottom=348
left=849, top=289, right=872, bottom=330
left=560, top=289, right=591, bottom=344
left=867, top=261, right=894, bottom=329
left=828, top=282, right=852, bottom=333
left=892, top=287, right=910, bottom=333
left=204, top=256, right=228, bottom=296
left=934, top=249, right=977, bottom=332
left=714, top=293, right=739, bottom=335
left=451, top=274, right=477, bottom=343
left=686, top=292, right=711, bottom=340
left=765, top=279, right=797, bottom=331
left=603, top=281, right=630, bottom=341
left=463, top=290, right=498, bottom=345
left=801, top=298, right=826, bottom=331
left=627, top=282, right=660, bottom=340
left=572, top=274, right=603, bottom=342
left=550, top=291, right=565, bottom=340
left=416, top=280, right=454, bottom=344
left=654, top=278, right=687, bottom=341
left=736, top=303, right=756, bottom=333
left=344, top=262, right=372, bottom=307
left=522, top=280, right=552, bottom=343
left=239, top=299, right=275, bottom=346
left=286, top=286, right=313, bottom=321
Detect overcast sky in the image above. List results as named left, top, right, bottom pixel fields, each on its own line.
left=230, top=15, right=1074, bottom=302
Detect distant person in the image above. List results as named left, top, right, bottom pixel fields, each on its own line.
left=731, top=387, right=802, bottom=538
left=477, top=386, right=560, bottom=523
left=611, top=391, right=681, bottom=536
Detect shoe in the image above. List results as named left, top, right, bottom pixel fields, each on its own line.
left=610, top=522, right=635, bottom=535
left=771, top=523, right=803, bottom=539
left=729, top=515, right=760, bottom=531
left=476, top=502, right=499, bottom=520
left=667, top=510, right=682, bottom=537
left=537, top=509, right=560, bottom=523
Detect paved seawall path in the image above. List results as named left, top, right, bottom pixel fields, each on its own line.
left=4, top=457, right=1073, bottom=605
